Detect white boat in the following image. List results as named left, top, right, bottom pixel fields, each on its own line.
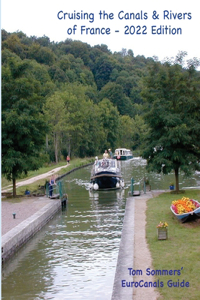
left=113, top=148, right=133, bottom=160
left=90, top=158, right=124, bottom=190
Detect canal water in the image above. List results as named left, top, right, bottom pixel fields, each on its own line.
left=2, top=158, right=200, bottom=299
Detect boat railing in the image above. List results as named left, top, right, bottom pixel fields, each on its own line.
left=94, top=159, right=118, bottom=171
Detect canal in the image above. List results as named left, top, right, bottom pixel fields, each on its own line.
left=2, top=158, right=200, bottom=299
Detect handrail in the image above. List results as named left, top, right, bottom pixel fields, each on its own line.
left=130, top=177, right=148, bottom=196
left=46, top=180, right=66, bottom=199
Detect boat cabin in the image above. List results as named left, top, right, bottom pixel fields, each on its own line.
left=114, top=148, right=133, bottom=160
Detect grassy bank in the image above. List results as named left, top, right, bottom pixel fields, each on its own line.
left=2, top=157, right=94, bottom=196
left=1, top=161, right=68, bottom=188
left=146, top=189, right=200, bottom=300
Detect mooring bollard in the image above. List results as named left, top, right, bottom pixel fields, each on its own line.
left=12, top=213, right=16, bottom=219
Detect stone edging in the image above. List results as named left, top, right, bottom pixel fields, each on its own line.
left=2, top=199, right=61, bottom=264
left=111, top=197, right=135, bottom=300
left=56, top=162, right=93, bottom=180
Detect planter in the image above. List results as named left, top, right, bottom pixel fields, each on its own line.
left=157, top=228, right=168, bottom=240
left=170, top=185, right=174, bottom=190
left=170, top=198, right=200, bottom=223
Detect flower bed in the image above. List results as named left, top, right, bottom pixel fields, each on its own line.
left=171, top=197, right=200, bottom=215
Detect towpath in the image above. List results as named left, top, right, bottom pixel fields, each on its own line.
left=133, top=190, right=164, bottom=300
left=1, top=163, right=70, bottom=193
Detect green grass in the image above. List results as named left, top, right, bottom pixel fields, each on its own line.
left=1, top=161, right=68, bottom=188
left=2, top=157, right=94, bottom=196
left=146, top=190, right=200, bottom=300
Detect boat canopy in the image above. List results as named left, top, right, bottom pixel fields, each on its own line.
left=114, top=148, right=132, bottom=156
left=94, top=158, right=118, bottom=171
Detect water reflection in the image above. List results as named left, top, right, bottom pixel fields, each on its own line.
left=2, top=165, right=127, bottom=300
left=2, top=158, right=200, bottom=299
left=121, top=157, right=200, bottom=190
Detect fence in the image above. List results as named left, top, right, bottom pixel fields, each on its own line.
left=46, top=180, right=67, bottom=206
left=129, top=177, right=149, bottom=196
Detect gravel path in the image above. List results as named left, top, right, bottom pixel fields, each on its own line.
left=2, top=164, right=69, bottom=193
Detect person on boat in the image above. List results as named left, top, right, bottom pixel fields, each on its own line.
left=108, top=149, right=113, bottom=158
left=115, top=150, right=119, bottom=156
left=103, top=150, right=109, bottom=159
left=49, top=175, right=56, bottom=197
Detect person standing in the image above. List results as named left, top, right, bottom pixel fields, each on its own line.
left=108, top=149, right=113, bottom=158
left=67, top=155, right=70, bottom=164
left=49, top=175, right=56, bottom=197
left=103, top=150, right=109, bottom=159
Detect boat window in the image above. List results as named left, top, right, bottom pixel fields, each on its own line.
left=101, top=160, right=109, bottom=168
left=111, top=160, right=116, bottom=168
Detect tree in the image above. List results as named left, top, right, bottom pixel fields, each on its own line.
left=61, top=83, right=102, bottom=157
left=93, top=55, right=113, bottom=89
left=70, top=41, right=91, bottom=66
left=28, top=44, right=56, bottom=65
left=2, top=101, right=47, bottom=196
left=118, top=115, right=148, bottom=150
left=43, top=83, right=102, bottom=159
left=2, top=33, right=27, bottom=59
left=98, top=98, right=120, bottom=151
left=43, top=92, right=67, bottom=163
left=99, top=82, right=134, bottom=117
left=2, top=56, right=48, bottom=196
left=141, top=55, right=200, bottom=192
left=118, top=115, right=135, bottom=149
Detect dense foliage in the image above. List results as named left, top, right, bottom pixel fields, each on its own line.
left=2, top=30, right=149, bottom=159
left=2, top=53, right=49, bottom=195
left=2, top=30, right=200, bottom=194
left=142, top=53, right=200, bottom=191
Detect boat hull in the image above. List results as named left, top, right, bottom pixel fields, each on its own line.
left=170, top=200, right=200, bottom=223
left=113, top=155, right=133, bottom=160
left=90, top=158, right=124, bottom=190
left=90, top=172, right=122, bottom=190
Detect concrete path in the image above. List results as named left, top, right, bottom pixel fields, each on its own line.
left=1, top=197, right=61, bottom=263
left=133, top=191, right=163, bottom=300
left=1, top=197, right=56, bottom=235
left=112, top=190, right=165, bottom=300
